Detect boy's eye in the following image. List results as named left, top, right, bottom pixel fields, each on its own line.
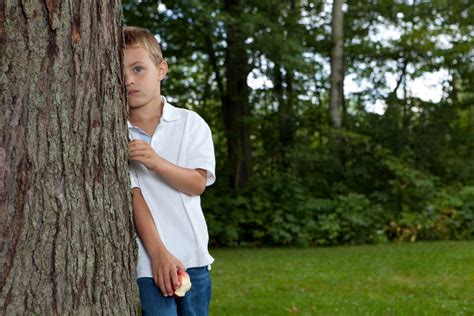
left=133, top=66, right=143, bottom=73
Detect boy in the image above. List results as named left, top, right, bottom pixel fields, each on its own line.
left=124, top=26, right=216, bottom=315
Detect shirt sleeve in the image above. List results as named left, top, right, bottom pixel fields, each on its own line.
left=185, top=114, right=216, bottom=186
left=130, top=163, right=140, bottom=189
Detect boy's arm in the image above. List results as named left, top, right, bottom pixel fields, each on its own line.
left=129, top=140, right=207, bottom=196
left=132, top=188, right=185, bottom=296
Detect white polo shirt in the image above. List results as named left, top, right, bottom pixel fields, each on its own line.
left=129, top=97, right=215, bottom=279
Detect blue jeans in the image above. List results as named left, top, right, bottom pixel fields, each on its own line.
left=137, top=267, right=211, bottom=316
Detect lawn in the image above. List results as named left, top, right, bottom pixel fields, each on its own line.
left=209, top=241, right=474, bottom=315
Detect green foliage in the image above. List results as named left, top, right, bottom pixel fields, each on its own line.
left=204, top=142, right=473, bottom=247
left=383, top=156, right=438, bottom=213
left=382, top=184, right=474, bottom=242
left=124, top=1, right=474, bottom=247
left=313, top=194, right=387, bottom=245
left=205, top=171, right=386, bottom=247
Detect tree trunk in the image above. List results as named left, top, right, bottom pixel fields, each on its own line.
left=281, top=0, right=296, bottom=151
left=281, top=70, right=295, bottom=150
left=274, top=64, right=295, bottom=168
left=223, top=0, right=252, bottom=190
left=1, top=1, right=138, bottom=314
left=274, top=64, right=285, bottom=147
left=329, top=0, right=344, bottom=129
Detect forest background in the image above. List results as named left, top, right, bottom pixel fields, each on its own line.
left=124, top=0, right=473, bottom=247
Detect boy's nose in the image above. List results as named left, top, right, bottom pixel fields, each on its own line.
left=125, top=74, right=135, bottom=86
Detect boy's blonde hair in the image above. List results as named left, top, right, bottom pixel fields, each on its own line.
left=124, top=26, right=163, bottom=66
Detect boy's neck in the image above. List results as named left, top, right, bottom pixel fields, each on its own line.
left=129, top=96, right=163, bottom=124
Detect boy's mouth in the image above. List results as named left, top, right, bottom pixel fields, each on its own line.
left=128, top=90, right=139, bottom=95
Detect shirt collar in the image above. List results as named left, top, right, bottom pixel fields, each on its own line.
left=161, top=96, right=181, bottom=122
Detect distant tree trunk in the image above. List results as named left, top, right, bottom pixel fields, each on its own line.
left=469, top=101, right=473, bottom=156
left=282, top=0, right=296, bottom=151
left=329, top=0, right=344, bottom=129
left=281, top=71, right=295, bottom=149
left=274, top=64, right=285, bottom=142
left=273, top=0, right=296, bottom=167
left=0, top=1, right=138, bottom=314
left=274, top=64, right=295, bottom=167
left=223, top=0, right=252, bottom=190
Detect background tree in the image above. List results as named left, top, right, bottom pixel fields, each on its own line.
left=329, top=0, right=344, bottom=129
left=222, top=0, right=253, bottom=189
left=1, top=1, right=137, bottom=314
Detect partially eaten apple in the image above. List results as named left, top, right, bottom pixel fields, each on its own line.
left=174, top=270, right=192, bottom=297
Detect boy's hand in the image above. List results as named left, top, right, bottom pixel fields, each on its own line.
left=129, top=140, right=160, bottom=170
left=150, top=249, right=186, bottom=297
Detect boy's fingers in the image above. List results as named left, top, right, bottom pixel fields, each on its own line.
left=163, top=270, right=174, bottom=296
left=129, top=140, right=150, bottom=150
left=158, top=272, right=167, bottom=296
left=129, top=149, right=149, bottom=159
left=129, top=140, right=147, bottom=145
left=153, top=271, right=163, bottom=293
left=129, top=144, right=144, bottom=152
left=129, top=148, right=152, bottom=158
left=153, top=274, right=160, bottom=289
left=170, top=268, right=179, bottom=290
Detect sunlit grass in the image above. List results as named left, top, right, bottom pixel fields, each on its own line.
left=209, top=241, right=474, bottom=315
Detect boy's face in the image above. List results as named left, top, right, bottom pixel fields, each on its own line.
left=124, top=46, right=167, bottom=110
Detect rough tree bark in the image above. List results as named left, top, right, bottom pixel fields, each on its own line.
left=329, top=0, right=344, bottom=129
left=0, top=1, right=138, bottom=314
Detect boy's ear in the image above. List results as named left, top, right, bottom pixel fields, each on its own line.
left=158, top=60, right=168, bottom=80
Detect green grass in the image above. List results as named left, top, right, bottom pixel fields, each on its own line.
left=209, top=241, right=474, bottom=315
